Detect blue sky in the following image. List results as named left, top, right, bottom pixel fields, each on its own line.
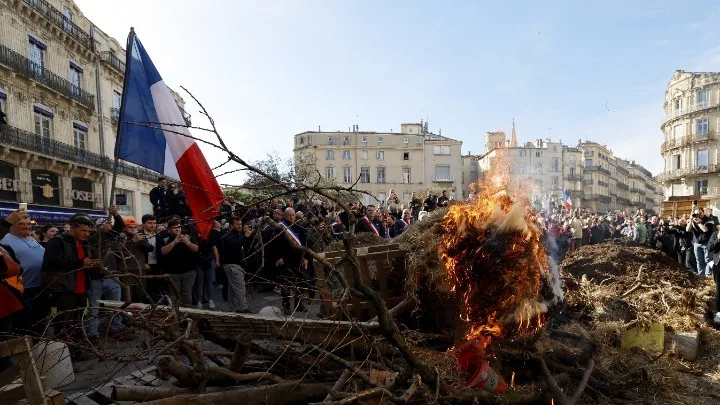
left=77, top=0, right=720, bottom=182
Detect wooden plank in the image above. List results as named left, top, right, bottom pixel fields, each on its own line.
left=0, top=383, right=25, bottom=403
left=313, top=259, right=336, bottom=320
left=14, top=337, right=45, bottom=405
left=0, top=338, right=30, bottom=358
left=0, top=363, right=20, bottom=387
left=46, top=389, right=65, bottom=405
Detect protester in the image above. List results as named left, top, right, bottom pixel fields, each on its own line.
left=149, top=177, right=170, bottom=219
left=276, top=207, right=308, bottom=315
left=158, top=219, right=199, bottom=305
left=392, top=209, right=411, bottom=237
left=38, top=225, right=58, bottom=247
left=219, top=217, right=252, bottom=313
left=437, top=190, right=449, bottom=208
left=386, top=190, right=401, bottom=219
left=121, top=217, right=154, bottom=302
left=706, top=223, right=720, bottom=324
left=424, top=192, right=437, bottom=212
left=195, top=222, right=219, bottom=310
left=42, top=213, right=100, bottom=360
left=0, top=239, right=23, bottom=371
left=1, top=218, right=46, bottom=335
left=687, top=206, right=713, bottom=276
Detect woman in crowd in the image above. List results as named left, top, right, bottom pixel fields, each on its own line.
left=38, top=225, right=58, bottom=247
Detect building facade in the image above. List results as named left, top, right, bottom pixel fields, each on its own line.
left=659, top=70, right=720, bottom=202
left=0, top=0, right=187, bottom=221
left=293, top=122, right=463, bottom=207
left=473, top=130, right=661, bottom=213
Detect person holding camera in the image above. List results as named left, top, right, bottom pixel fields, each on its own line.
left=159, top=218, right=199, bottom=305
left=687, top=205, right=715, bottom=277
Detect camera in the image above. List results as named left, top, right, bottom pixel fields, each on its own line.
left=692, top=213, right=698, bottom=218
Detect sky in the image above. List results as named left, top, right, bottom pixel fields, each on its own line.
left=76, top=0, right=720, bottom=182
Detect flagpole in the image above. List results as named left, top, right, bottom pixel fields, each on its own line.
left=108, top=27, right=136, bottom=211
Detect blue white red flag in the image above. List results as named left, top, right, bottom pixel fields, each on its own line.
left=562, top=189, right=573, bottom=209
left=116, top=31, right=222, bottom=237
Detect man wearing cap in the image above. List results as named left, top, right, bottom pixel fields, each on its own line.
left=121, top=217, right=154, bottom=302
left=42, top=213, right=101, bottom=359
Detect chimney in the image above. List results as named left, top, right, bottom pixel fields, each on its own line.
left=318, top=126, right=321, bottom=132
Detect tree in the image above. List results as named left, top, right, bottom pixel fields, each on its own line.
left=243, top=151, right=294, bottom=198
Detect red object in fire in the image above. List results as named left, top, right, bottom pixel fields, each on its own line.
left=456, top=339, right=508, bottom=395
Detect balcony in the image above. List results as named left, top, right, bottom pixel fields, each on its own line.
left=0, top=44, right=95, bottom=109
left=565, top=174, right=582, bottom=182
left=111, top=108, right=120, bottom=124
left=617, top=183, right=629, bottom=191
left=658, top=164, right=720, bottom=182
left=0, top=124, right=165, bottom=183
left=617, top=197, right=631, bottom=206
left=23, top=0, right=94, bottom=51
left=432, top=174, right=455, bottom=183
left=585, top=165, right=611, bottom=176
left=664, top=101, right=720, bottom=125
left=661, top=130, right=716, bottom=153
left=101, top=51, right=125, bottom=74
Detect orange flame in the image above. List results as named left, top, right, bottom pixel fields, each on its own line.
left=440, top=169, right=550, bottom=350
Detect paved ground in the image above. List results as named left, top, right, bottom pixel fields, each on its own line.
left=59, top=284, right=322, bottom=395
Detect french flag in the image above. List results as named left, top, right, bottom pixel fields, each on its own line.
left=116, top=30, right=222, bottom=237
left=562, top=189, right=573, bottom=209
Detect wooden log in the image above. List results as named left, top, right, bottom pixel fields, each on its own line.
left=206, top=365, right=284, bottom=384
left=142, top=382, right=330, bottom=405
left=229, top=333, right=252, bottom=373
left=155, top=355, right=203, bottom=388
left=113, top=385, right=236, bottom=402
left=665, top=330, right=700, bottom=361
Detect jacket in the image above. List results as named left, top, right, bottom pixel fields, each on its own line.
left=149, top=186, right=169, bottom=210
left=121, top=234, right=154, bottom=274
left=633, top=223, right=648, bottom=244
left=42, top=233, right=91, bottom=293
left=87, top=214, right=125, bottom=276
left=708, top=230, right=720, bottom=265
left=220, top=229, right=251, bottom=266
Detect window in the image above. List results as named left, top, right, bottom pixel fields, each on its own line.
left=520, top=150, right=527, bottom=157
left=378, top=136, right=383, bottom=144
left=325, top=167, right=335, bottom=179
left=697, top=149, right=709, bottom=167
left=569, top=167, right=575, bottom=175
left=674, top=97, right=682, bottom=112
left=0, top=98, right=5, bottom=118
left=584, top=173, right=592, bottom=181
left=519, top=165, right=527, bottom=174
left=535, top=151, right=541, bottom=157
left=298, top=136, right=304, bottom=145
left=552, top=158, right=559, bottom=171
left=672, top=154, right=681, bottom=170
left=698, top=89, right=708, bottom=107
left=696, top=117, right=709, bottom=135
left=696, top=180, right=709, bottom=195
left=69, top=63, right=82, bottom=95
left=342, top=150, right=351, bottom=160
left=403, top=152, right=410, bottom=160
left=73, top=126, right=86, bottom=150
left=585, top=159, right=592, bottom=168
left=433, top=145, right=451, bottom=155
left=376, top=150, right=384, bottom=160
left=63, top=7, right=74, bottom=32
left=343, top=136, right=349, bottom=145
left=28, top=39, right=45, bottom=76
left=377, top=167, right=386, bottom=183
left=673, top=123, right=685, bottom=139
left=343, top=167, right=352, bottom=183
left=327, top=136, right=335, bottom=145
left=402, top=168, right=411, bottom=184
left=34, top=113, right=52, bottom=139
left=552, top=176, right=559, bottom=188
left=435, top=165, right=451, bottom=180
left=326, top=150, right=334, bottom=160
left=461, top=171, right=465, bottom=184
left=361, top=150, right=368, bottom=160
left=534, top=164, right=542, bottom=174
left=403, top=137, right=409, bottom=144
left=360, top=167, right=370, bottom=183
left=362, top=136, right=368, bottom=144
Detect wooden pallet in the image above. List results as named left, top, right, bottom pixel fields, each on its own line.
left=314, top=244, right=406, bottom=321
left=64, top=366, right=174, bottom=405
left=0, top=337, right=65, bottom=405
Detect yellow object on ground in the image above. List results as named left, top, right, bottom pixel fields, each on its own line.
left=621, top=322, right=664, bottom=352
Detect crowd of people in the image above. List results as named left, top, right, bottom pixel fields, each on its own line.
left=4, top=179, right=720, bottom=365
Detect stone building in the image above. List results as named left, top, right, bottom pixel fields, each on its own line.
left=473, top=128, right=661, bottom=213
left=293, top=122, right=463, bottom=207
left=0, top=0, right=188, bottom=221
left=659, top=70, right=720, bottom=202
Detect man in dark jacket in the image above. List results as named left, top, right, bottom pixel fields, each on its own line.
left=393, top=209, right=411, bottom=237
left=121, top=217, right=154, bottom=302
left=149, top=177, right=170, bottom=219
left=220, top=217, right=252, bottom=313
left=706, top=223, right=720, bottom=324
left=42, top=213, right=100, bottom=359
left=409, top=192, right=422, bottom=221
left=356, top=205, right=383, bottom=236
left=158, top=218, right=199, bottom=305
left=276, top=208, right=308, bottom=315
left=437, top=190, right=449, bottom=208
left=424, top=192, right=437, bottom=212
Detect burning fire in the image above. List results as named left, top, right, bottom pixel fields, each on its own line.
left=440, top=174, right=552, bottom=349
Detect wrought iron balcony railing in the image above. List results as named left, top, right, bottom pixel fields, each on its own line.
left=661, top=130, right=716, bottom=153
left=585, top=165, right=611, bottom=176
left=24, top=0, right=94, bottom=50
left=111, top=107, right=120, bottom=124
left=0, top=124, right=164, bottom=183
left=101, top=51, right=125, bottom=73
left=0, top=44, right=95, bottom=108
left=431, top=174, right=455, bottom=182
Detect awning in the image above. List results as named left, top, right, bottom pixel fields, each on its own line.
left=0, top=202, right=106, bottom=223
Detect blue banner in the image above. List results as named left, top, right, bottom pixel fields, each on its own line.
left=0, top=202, right=106, bottom=223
